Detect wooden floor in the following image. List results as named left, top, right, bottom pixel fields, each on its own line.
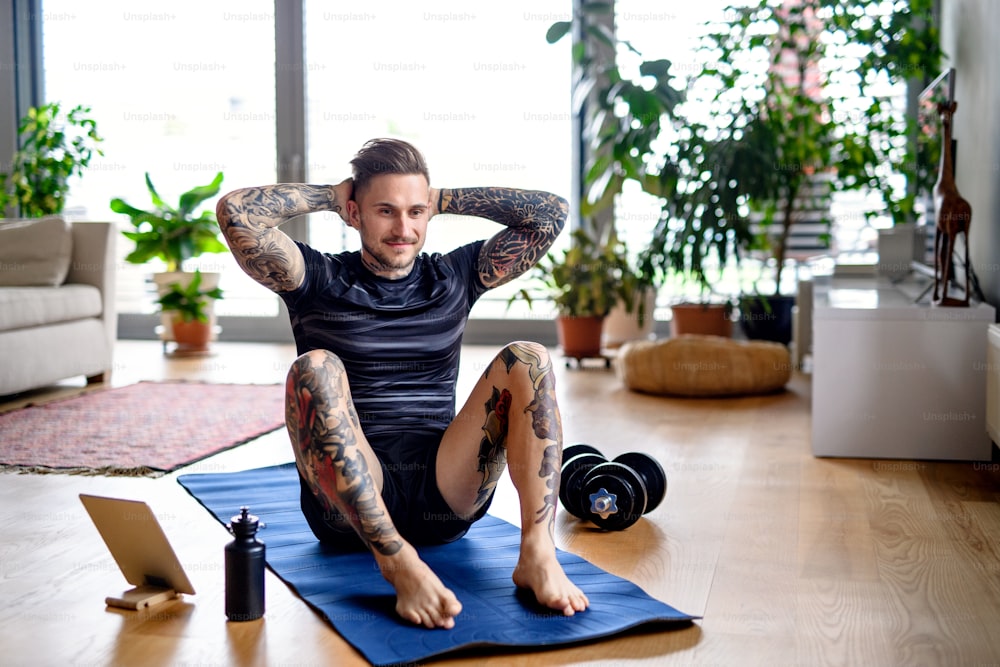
left=3, top=340, right=999, bottom=666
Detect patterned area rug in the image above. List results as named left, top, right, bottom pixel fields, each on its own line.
left=0, top=381, right=285, bottom=476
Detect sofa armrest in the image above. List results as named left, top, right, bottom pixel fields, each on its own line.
left=66, top=221, right=118, bottom=348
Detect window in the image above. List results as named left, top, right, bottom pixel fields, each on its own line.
left=612, top=0, right=906, bottom=285
left=41, top=0, right=281, bottom=328
left=31, top=0, right=573, bottom=339
left=302, top=0, right=572, bottom=318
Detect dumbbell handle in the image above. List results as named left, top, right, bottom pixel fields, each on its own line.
left=588, top=488, right=619, bottom=520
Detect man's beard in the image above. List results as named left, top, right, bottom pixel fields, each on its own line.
left=361, top=240, right=417, bottom=273
left=355, top=211, right=423, bottom=275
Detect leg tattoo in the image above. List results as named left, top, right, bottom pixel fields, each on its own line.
left=286, top=352, right=402, bottom=556
left=476, top=387, right=511, bottom=507
left=488, top=343, right=563, bottom=533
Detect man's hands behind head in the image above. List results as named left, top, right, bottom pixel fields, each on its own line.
left=428, top=187, right=441, bottom=218
left=332, top=178, right=353, bottom=223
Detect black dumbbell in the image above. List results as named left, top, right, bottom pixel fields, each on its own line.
left=559, top=443, right=667, bottom=531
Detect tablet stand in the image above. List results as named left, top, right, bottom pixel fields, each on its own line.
left=106, top=584, right=178, bottom=610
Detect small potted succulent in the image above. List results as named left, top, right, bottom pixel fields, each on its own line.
left=154, top=269, right=224, bottom=354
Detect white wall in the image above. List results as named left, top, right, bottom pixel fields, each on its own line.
left=941, top=0, right=1000, bottom=307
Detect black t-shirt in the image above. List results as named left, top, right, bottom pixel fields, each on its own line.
left=280, top=240, right=488, bottom=437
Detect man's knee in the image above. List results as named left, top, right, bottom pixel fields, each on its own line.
left=497, top=341, right=555, bottom=381
left=503, top=340, right=551, bottom=360
left=497, top=341, right=561, bottom=435
left=287, top=349, right=346, bottom=385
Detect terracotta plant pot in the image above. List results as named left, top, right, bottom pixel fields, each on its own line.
left=153, top=271, right=221, bottom=342
left=171, top=318, right=213, bottom=353
left=556, top=315, right=605, bottom=358
left=669, top=303, right=732, bottom=338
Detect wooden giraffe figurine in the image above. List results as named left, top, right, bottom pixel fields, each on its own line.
left=932, top=100, right=972, bottom=307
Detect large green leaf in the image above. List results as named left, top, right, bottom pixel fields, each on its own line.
left=144, top=173, right=169, bottom=211
left=545, top=21, right=571, bottom=44
left=113, top=171, right=226, bottom=270
left=177, top=172, right=224, bottom=217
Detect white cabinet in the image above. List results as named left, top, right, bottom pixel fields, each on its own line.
left=811, top=275, right=996, bottom=461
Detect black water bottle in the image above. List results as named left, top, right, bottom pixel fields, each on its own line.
left=225, top=506, right=265, bottom=621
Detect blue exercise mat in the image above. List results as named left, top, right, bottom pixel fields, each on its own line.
left=178, top=463, right=697, bottom=665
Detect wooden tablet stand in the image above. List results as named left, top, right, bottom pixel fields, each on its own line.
left=106, top=584, right=178, bottom=610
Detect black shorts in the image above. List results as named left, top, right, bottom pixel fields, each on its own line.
left=299, top=428, right=494, bottom=550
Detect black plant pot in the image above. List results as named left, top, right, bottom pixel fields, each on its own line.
left=738, top=295, right=796, bottom=346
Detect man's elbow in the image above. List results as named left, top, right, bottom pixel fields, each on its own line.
left=216, top=192, right=237, bottom=230
left=551, top=195, right=569, bottom=236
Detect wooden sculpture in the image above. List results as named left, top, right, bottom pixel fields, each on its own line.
left=932, top=100, right=972, bottom=307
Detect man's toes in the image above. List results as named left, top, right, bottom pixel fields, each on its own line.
left=446, top=599, right=463, bottom=618
left=439, top=601, right=461, bottom=628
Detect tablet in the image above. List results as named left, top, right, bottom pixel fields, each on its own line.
left=79, top=494, right=196, bottom=609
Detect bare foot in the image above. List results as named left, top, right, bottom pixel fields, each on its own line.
left=377, top=543, right=462, bottom=629
left=512, top=537, right=589, bottom=616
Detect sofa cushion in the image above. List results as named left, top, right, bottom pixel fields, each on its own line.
left=0, top=285, right=103, bottom=332
left=0, top=216, right=73, bottom=286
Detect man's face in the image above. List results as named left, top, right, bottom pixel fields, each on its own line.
left=347, top=173, right=430, bottom=278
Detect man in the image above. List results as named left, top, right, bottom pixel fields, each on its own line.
left=216, top=138, right=589, bottom=629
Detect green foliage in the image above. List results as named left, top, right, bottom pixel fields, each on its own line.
left=112, top=172, right=227, bottom=272
left=544, top=3, right=684, bottom=315
left=641, top=0, right=943, bottom=297
left=820, top=0, right=944, bottom=225
left=0, top=103, right=104, bottom=217
left=548, top=3, right=683, bottom=226
left=511, top=228, right=632, bottom=318
left=542, top=0, right=942, bottom=305
left=155, top=269, right=224, bottom=323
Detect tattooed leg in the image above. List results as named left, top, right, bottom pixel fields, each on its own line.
left=437, top=341, right=589, bottom=615
left=286, top=349, right=462, bottom=628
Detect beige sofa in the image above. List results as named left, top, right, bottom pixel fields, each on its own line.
left=0, top=217, right=117, bottom=396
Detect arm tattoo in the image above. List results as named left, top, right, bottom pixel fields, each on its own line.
left=439, top=187, right=568, bottom=288
left=216, top=184, right=341, bottom=292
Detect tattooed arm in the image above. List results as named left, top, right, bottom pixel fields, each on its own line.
left=434, top=188, right=568, bottom=288
left=216, top=180, right=352, bottom=292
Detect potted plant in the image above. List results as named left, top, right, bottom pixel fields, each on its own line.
left=511, top=227, right=631, bottom=359
left=547, top=0, right=942, bottom=346
left=545, top=4, right=683, bottom=339
left=111, top=171, right=227, bottom=340
left=655, top=1, right=841, bottom=344
left=549, top=4, right=753, bottom=340
left=640, top=0, right=941, bottom=346
left=0, top=102, right=103, bottom=218
left=154, top=269, right=224, bottom=354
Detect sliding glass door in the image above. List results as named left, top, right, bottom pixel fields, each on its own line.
left=34, top=0, right=572, bottom=341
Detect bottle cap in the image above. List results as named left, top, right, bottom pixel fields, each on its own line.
left=229, top=506, right=260, bottom=537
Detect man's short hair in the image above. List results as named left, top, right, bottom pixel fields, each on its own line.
left=350, top=138, right=430, bottom=199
